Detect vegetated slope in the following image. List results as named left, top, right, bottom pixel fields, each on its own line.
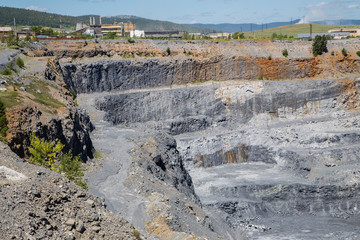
left=0, top=7, right=79, bottom=28
left=185, top=20, right=300, bottom=33
left=78, top=15, right=216, bottom=33
left=0, top=6, right=215, bottom=33
left=244, top=23, right=360, bottom=38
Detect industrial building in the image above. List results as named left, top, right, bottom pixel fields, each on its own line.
left=143, top=30, right=182, bottom=38
left=328, top=28, right=360, bottom=38
left=76, top=16, right=136, bottom=38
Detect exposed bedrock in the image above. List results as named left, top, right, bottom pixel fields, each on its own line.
left=60, top=56, right=360, bottom=94
left=85, top=76, right=360, bottom=238
left=7, top=105, right=94, bottom=161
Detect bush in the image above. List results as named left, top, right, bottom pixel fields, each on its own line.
left=58, top=151, right=88, bottom=190
left=16, top=57, right=25, bottom=68
left=342, top=48, right=348, bottom=57
left=282, top=49, right=288, bottom=58
left=128, top=39, right=135, bottom=44
left=0, top=100, right=8, bottom=140
left=331, top=51, right=335, bottom=56
left=28, top=133, right=88, bottom=189
left=166, top=47, right=171, bottom=56
left=0, top=68, right=12, bottom=75
left=28, top=133, right=64, bottom=170
left=106, top=32, right=117, bottom=39
left=268, top=55, right=272, bottom=60
left=312, top=35, right=328, bottom=57
left=357, top=51, right=360, bottom=57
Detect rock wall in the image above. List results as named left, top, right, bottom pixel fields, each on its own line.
left=7, top=106, right=94, bottom=161
left=60, top=56, right=360, bottom=94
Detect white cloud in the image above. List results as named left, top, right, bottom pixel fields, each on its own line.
left=348, top=4, right=359, bottom=8
left=25, top=5, right=48, bottom=12
left=297, top=1, right=359, bottom=24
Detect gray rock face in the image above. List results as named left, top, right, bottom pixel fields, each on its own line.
left=8, top=106, right=94, bottom=161
left=79, top=77, right=360, bottom=239
left=57, top=41, right=360, bottom=238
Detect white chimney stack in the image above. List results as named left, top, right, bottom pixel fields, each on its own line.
left=93, top=17, right=96, bottom=25
left=100, top=16, right=102, bottom=25
left=90, top=17, right=92, bottom=25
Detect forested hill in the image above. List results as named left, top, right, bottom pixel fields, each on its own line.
left=0, top=6, right=216, bottom=33
left=0, top=7, right=79, bottom=28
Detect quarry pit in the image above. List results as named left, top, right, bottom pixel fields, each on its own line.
left=3, top=38, right=360, bottom=239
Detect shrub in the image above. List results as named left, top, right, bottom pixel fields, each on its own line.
left=271, top=33, right=277, bottom=41
left=28, top=133, right=64, bottom=170
left=0, top=68, right=12, bottom=75
left=282, top=49, right=288, bottom=57
left=312, top=35, right=328, bottom=57
left=268, top=55, right=272, bottom=60
left=58, top=151, right=88, bottom=190
left=342, top=48, right=348, bottom=57
left=28, top=133, right=87, bottom=189
left=166, top=47, right=171, bottom=56
left=16, top=57, right=25, bottom=68
left=357, top=51, right=360, bottom=57
left=0, top=100, right=8, bottom=140
left=106, top=32, right=117, bottom=39
left=128, top=39, right=135, bottom=44
left=133, top=230, right=141, bottom=240
left=331, top=51, right=335, bottom=56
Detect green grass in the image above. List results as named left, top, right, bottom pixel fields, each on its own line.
left=244, top=23, right=360, bottom=39
left=28, top=80, right=66, bottom=108
left=94, top=150, right=102, bottom=159
left=0, top=91, right=21, bottom=107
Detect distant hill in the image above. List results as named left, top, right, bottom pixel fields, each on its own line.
left=0, top=7, right=79, bottom=28
left=243, top=23, right=360, bottom=39
left=77, top=15, right=215, bottom=33
left=185, top=19, right=360, bottom=33
left=0, top=6, right=216, bottom=33
left=313, top=19, right=360, bottom=25
left=185, top=20, right=301, bottom=33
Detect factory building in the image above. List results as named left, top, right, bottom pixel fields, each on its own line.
left=76, top=16, right=136, bottom=37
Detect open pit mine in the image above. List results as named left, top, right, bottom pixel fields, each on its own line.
left=1, top=39, right=360, bottom=240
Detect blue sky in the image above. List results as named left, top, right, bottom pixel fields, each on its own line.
left=1, top=0, right=359, bottom=24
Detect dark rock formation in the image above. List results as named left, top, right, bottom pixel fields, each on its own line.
left=7, top=106, right=94, bottom=161
left=60, top=56, right=360, bottom=94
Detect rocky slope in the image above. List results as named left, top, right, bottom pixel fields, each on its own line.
left=0, top=141, right=137, bottom=240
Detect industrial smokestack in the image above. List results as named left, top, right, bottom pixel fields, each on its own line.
left=90, top=17, right=92, bottom=25
left=100, top=16, right=102, bottom=25
left=93, top=17, right=96, bottom=25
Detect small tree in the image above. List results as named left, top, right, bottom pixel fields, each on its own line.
left=342, top=48, right=348, bottom=57
left=58, top=151, right=88, bottom=190
left=28, top=133, right=88, bottom=189
left=282, top=49, right=288, bottom=57
left=28, top=133, right=64, bottom=170
left=312, top=35, right=328, bottom=57
left=271, top=33, right=278, bottom=41
left=106, top=32, right=117, bottom=39
left=356, top=51, right=360, bottom=57
left=16, top=57, right=25, bottom=68
left=166, top=47, right=171, bottom=55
